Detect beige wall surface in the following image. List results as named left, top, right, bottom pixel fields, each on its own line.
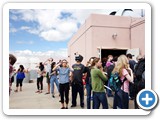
left=68, top=14, right=145, bottom=66
left=131, top=18, right=145, bottom=56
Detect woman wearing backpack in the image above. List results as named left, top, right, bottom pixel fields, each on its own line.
left=112, top=55, right=134, bottom=109
left=91, top=57, right=108, bottom=109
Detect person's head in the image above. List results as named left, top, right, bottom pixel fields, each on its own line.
left=102, top=57, right=107, bottom=63
left=39, top=62, right=44, bottom=71
left=61, top=59, right=68, bottom=67
left=19, top=65, right=24, bottom=72
left=111, top=56, right=118, bottom=65
left=86, top=57, right=96, bottom=66
left=126, top=53, right=133, bottom=60
left=111, top=56, right=118, bottom=63
left=136, top=55, right=142, bottom=62
left=51, top=62, right=56, bottom=69
left=9, top=54, right=17, bottom=65
left=75, top=54, right=83, bottom=63
left=50, top=58, right=54, bottom=62
left=91, top=57, right=102, bottom=68
left=107, top=55, right=113, bottom=62
left=39, top=62, right=43, bottom=66
left=112, top=55, right=129, bottom=77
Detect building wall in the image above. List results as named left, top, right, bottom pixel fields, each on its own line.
left=92, top=27, right=130, bottom=57
left=131, top=18, right=145, bottom=56
left=68, top=14, right=145, bottom=66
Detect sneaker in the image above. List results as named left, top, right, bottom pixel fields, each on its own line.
left=14, top=90, right=18, bottom=92
left=35, top=90, right=39, bottom=93
left=81, top=106, right=84, bottom=108
left=45, top=92, right=50, bottom=95
left=71, top=105, right=76, bottom=107
left=39, top=91, right=42, bottom=93
left=81, top=105, right=84, bottom=108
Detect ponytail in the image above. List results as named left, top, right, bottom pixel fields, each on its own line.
left=91, top=57, right=100, bottom=68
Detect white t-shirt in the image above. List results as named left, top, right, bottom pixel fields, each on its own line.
left=46, top=63, right=51, bottom=73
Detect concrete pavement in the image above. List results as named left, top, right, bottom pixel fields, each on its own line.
left=9, top=82, right=134, bottom=109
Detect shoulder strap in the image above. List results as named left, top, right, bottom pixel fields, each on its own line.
left=121, top=77, right=127, bottom=90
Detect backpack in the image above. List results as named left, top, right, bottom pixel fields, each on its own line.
left=107, top=64, right=115, bottom=78
left=109, top=72, right=126, bottom=92
left=134, top=58, right=145, bottom=80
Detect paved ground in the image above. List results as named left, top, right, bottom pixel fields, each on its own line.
left=9, top=82, right=134, bottom=109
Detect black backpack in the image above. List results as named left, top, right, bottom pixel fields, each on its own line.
left=134, top=58, right=145, bottom=80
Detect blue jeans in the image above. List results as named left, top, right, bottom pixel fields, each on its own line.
left=106, top=82, right=113, bottom=97
left=50, top=75, right=59, bottom=94
left=93, top=92, right=108, bottom=109
left=86, top=84, right=92, bottom=109
left=113, top=90, right=129, bottom=109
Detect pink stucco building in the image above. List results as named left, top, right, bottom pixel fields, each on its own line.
left=68, top=14, right=145, bottom=65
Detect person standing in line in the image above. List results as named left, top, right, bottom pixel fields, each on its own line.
left=126, top=53, right=136, bottom=100
left=53, top=59, right=72, bottom=109
left=71, top=54, right=85, bottom=108
left=105, top=55, right=114, bottom=97
left=44, top=58, right=53, bottom=95
left=106, top=55, right=113, bottom=68
left=50, top=62, right=59, bottom=98
left=112, top=55, right=134, bottom=109
left=91, top=57, right=108, bottom=109
left=9, top=54, right=17, bottom=95
left=14, top=65, right=27, bottom=92
left=35, top=62, right=45, bottom=93
left=84, top=57, right=95, bottom=109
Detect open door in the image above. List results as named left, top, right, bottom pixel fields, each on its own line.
left=97, top=47, right=102, bottom=59
left=126, top=48, right=140, bottom=61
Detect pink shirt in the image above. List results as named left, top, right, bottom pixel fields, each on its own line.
left=120, top=69, right=129, bottom=93
left=106, top=61, right=112, bottom=67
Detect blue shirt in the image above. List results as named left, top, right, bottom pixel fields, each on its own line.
left=16, top=72, right=25, bottom=79
left=57, top=67, right=70, bottom=84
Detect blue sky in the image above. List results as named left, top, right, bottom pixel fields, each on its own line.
left=9, top=10, right=77, bottom=52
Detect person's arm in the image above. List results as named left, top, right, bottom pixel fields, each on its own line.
left=69, top=71, right=73, bottom=82
left=52, top=63, right=61, bottom=71
left=23, top=68, right=29, bottom=73
left=125, top=68, right=134, bottom=83
left=97, top=68, right=108, bottom=82
left=43, top=59, right=49, bottom=65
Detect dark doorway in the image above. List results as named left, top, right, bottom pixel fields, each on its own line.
left=101, top=49, right=127, bottom=59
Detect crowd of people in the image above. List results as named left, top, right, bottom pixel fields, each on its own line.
left=9, top=53, right=145, bottom=109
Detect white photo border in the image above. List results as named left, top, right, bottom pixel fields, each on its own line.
left=3, top=2, right=151, bottom=115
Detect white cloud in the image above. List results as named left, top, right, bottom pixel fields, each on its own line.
left=16, top=40, right=34, bottom=45
left=10, top=9, right=110, bottom=42
left=10, top=15, right=18, bottom=21
left=10, top=28, right=18, bottom=33
left=20, top=26, right=40, bottom=35
left=11, top=49, right=67, bottom=64
left=20, top=26, right=31, bottom=30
